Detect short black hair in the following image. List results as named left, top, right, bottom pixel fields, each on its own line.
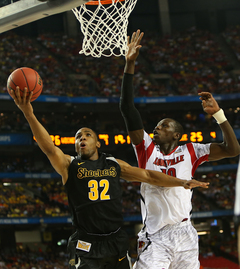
left=75, top=127, right=99, bottom=141
left=173, top=120, right=184, bottom=141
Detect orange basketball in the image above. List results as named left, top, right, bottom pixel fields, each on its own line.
left=7, top=67, right=43, bottom=102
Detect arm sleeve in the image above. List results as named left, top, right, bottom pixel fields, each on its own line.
left=119, top=73, right=144, bottom=132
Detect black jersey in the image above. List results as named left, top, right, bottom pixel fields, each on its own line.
left=65, top=152, right=123, bottom=235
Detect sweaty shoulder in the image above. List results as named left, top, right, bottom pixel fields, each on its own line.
left=184, top=142, right=211, bottom=160
left=132, top=130, right=153, bottom=148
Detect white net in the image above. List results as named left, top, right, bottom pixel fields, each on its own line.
left=72, top=0, right=138, bottom=58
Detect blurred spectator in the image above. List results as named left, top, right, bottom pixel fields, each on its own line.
left=1, top=28, right=239, bottom=97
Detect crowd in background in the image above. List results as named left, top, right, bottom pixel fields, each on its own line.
left=140, top=27, right=237, bottom=96
left=0, top=181, right=69, bottom=218
left=0, top=244, right=69, bottom=269
left=195, top=171, right=237, bottom=210
left=200, top=233, right=238, bottom=259
left=1, top=27, right=240, bottom=97
left=0, top=25, right=240, bottom=268
left=223, top=25, right=240, bottom=62
left=0, top=32, right=68, bottom=97
left=1, top=106, right=240, bottom=135
left=0, top=110, right=103, bottom=134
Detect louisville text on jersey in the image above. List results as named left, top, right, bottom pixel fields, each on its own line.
left=153, top=155, right=184, bottom=167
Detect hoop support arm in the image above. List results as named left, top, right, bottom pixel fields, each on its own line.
left=0, top=0, right=91, bottom=34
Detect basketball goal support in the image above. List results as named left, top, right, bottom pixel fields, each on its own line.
left=0, top=0, right=90, bottom=33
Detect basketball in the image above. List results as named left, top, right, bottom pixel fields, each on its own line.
left=7, top=67, right=43, bottom=102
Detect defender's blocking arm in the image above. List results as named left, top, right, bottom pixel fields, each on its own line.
left=120, top=30, right=145, bottom=145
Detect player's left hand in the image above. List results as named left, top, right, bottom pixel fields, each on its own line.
left=183, top=179, right=209, bottom=189
left=11, top=86, right=34, bottom=116
left=198, top=91, right=220, bottom=115
left=126, top=29, right=144, bottom=62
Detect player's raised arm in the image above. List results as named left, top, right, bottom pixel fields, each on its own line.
left=199, top=92, right=240, bottom=161
left=117, top=159, right=209, bottom=189
left=119, top=30, right=145, bottom=145
left=11, top=87, right=71, bottom=183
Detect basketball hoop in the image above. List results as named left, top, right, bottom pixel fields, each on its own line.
left=85, top=0, right=125, bottom=5
left=72, top=0, right=138, bottom=57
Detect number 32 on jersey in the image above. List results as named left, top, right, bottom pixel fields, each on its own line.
left=88, top=179, right=110, bottom=201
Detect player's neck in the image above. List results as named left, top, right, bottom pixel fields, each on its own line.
left=80, top=151, right=99, bottom=161
left=159, top=142, right=178, bottom=155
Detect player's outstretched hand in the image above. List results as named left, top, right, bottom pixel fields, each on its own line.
left=126, top=29, right=144, bottom=62
left=11, top=86, right=33, bottom=116
left=183, top=179, right=209, bottom=189
left=198, top=91, right=220, bottom=115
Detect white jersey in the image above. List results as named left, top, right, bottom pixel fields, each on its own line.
left=234, top=157, right=240, bottom=216
left=133, top=131, right=211, bottom=234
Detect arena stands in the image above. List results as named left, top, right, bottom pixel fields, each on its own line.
left=1, top=26, right=240, bottom=97
left=0, top=32, right=68, bottom=96
left=0, top=106, right=240, bottom=135
left=1, top=24, right=240, bottom=267
left=223, top=25, right=240, bottom=62
left=0, top=181, right=69, bottom=218
left=0, top=245, right=69, bottom=269
left=140, top=28, right=239, bottom=96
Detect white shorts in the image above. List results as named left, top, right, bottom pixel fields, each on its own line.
left=133, top=219, right=200, bottom=269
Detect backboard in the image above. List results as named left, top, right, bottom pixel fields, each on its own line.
left=0, top=0, right=91, bottom=33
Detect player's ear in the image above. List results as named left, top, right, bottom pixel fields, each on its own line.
left=174, top=132, right=181, bottom=141
left=96, top=141, right=101, bottom=149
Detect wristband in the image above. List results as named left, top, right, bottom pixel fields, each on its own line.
left=212, top=109, right=227, bottom=124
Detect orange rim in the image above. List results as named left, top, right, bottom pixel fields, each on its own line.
left=86, top=0, right=125, bottom=5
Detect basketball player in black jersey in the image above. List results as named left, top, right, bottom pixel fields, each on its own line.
left=11, top=87, right=209, bottom=269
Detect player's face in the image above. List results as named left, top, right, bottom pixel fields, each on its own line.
left=75, top=128, right=100, bottom=160
left=153, top=118, right=177, bottom=145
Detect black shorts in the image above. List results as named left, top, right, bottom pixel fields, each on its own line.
left=67, top=228, right=131, bottom=269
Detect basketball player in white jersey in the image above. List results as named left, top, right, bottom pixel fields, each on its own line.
left=234, top=157, right=240, bottom=265
left=120, top=30, right=240, bottom=269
